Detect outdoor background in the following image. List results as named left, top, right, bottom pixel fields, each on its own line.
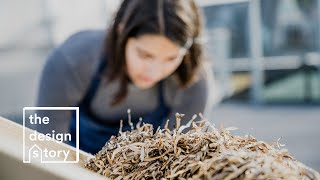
left=0, top=0, right=319, bottom=171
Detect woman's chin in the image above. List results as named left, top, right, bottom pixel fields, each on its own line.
left=134, top=80, right=156, bottom=89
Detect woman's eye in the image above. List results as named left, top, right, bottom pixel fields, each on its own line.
left=167, top=57, right=177, bottom=62
left=139, top=52, right=152, bottom=60
left=140, top=53, right=148, bottom=58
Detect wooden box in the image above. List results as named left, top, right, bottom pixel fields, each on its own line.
left=0, top=116, right=105, bottom=180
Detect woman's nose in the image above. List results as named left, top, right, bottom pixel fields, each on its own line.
left=145, top=60, right=163, bottom=77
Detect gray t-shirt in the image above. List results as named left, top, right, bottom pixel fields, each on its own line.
left=36, top=30, right=215, bottom=134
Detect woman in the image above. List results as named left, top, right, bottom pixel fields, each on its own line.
left=36, top=0, right=215, bottom=154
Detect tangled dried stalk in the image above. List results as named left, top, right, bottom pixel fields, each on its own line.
left=84, top=112, right=320, bottom=180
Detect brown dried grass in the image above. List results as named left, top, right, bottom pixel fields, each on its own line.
left=84, top=112, right=320, bottom=180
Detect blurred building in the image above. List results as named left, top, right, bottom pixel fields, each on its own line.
left=199, top=0, right=320, bottom=104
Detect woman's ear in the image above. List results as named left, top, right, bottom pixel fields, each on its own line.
left=117, top=23, right=124, bottom=35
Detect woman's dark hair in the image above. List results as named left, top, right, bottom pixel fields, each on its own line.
left=104, top=0, right=204, bottom=106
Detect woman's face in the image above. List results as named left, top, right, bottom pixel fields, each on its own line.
left=125, top=34, right=185, bottom=89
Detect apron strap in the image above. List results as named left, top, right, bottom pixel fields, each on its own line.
left=157, top=80, right=166, bottom=106
left=79, top=57, right=107, bottom=107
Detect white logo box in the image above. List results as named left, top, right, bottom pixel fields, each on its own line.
left=23, top=107, right=80, bottom=163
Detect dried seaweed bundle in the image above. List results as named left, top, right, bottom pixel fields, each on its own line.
left=84, top=113, right=320, bottom=180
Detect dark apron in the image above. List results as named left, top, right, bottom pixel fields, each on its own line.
left=68, top=57, right=170, bottom=154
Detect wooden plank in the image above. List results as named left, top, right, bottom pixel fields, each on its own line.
left=0, top=116, right=106, bottom=180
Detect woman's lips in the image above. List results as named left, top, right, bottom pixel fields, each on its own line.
left=138, top=75, right=153, bottom=83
